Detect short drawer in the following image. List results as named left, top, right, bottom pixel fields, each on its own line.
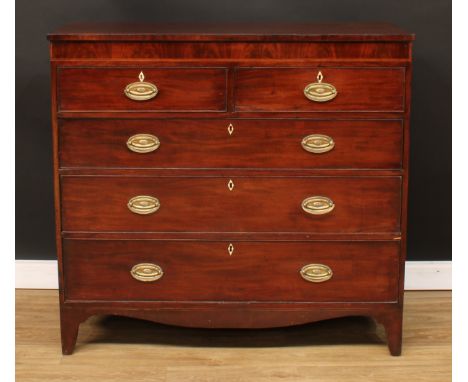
left=59, top=119, right=403, bottom=169
left=63, top=239, right=400, bottom=302
left=235, top=67, right=405, bottom=112
left=57, top=67, right=227, bottom=112
left=60, top=176, right=401, bottom=233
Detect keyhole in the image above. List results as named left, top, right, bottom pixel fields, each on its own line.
left=317, top=71, right=323, bottom=83
left=228, top=179, right=235, bottom=191
left=227, top=123, right=234, bottom=136
left=228, top=243, right=234, bottom=256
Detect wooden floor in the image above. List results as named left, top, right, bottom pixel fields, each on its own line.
left=16, top=290, right=451, bottom=382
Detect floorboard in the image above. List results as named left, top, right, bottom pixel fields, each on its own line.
left=16, top=290, right=451, bottom=382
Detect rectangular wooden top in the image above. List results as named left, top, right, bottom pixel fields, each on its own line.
left=48, top=22, right=414, bottom=42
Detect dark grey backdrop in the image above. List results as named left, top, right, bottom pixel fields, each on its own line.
left=16, top=0, right=451, bottom=261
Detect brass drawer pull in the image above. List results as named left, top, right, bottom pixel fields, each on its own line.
left=304, top=71, right=337, bottom=102
left=127, top=134, right=160, bottom=153
left=300, top=264, right=333, bottom=283
left=302, top=196, right=335, bottom=215
left=128, top=195, right=160, bottom=215
left=301, top=134, right=335, bottom=154
left=131, top=263, right=163, bottom=282
left=124, top=71, right=158, bottom=101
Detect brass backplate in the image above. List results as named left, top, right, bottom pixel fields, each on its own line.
left=304, top=82, right=337, bottom=102
left=301, top=134, right=335, bottom=154
left=302, top=196, right=335, bottom=215
left=300, top=264, right=333, bottom=283
left=127, top=133, right=160, bottom=153
left=130, top=263, right=163, bottom=282
left=127, top=195, right=160, bottom=215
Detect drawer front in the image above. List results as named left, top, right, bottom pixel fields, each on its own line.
left=235, top=67, right=405, bottom=112
left=61, top=176, right=401, bottom=233
left=63, top=239, right=400, bottom=302
left=57, top=67, right=227, bottom=112
left=59, top=119, right=403, bottom=169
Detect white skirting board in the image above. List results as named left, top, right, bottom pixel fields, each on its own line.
left=15, top=260, right=452, bottom=290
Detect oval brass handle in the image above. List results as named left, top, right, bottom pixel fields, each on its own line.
left=128, top=195, right=160, bottom=215
left=127, top=134, right=160, bottom=153
left=124, top=71, right=158, bottom=101
left=304, top=71, right=337, bottom=102
left=131, top=263, right=163, bottom=282
left=302, top=196, right=335, bottom=215
left=300, top=264, right=333, bottom=283
left=301, top=134, right=335, bottom=154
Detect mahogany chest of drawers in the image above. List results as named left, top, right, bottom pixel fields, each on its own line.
left=48, top=23, right=414, bottom=355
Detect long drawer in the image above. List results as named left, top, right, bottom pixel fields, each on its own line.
left=235, top=67, right=405, bottom=112
left=63, top=239, right=400, bottom=302
left=59, top=119, right=403, bottom=169
left=60, top=176, right=401, bottom=233
left=57, top=67, right=227, bottom=112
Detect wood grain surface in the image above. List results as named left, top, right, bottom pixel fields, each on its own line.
left=60, top=176, right=402, bottom=233
left=58, top=67, right=227, bottom=112
left=49, top=23, right=413, bottom=356
left=59, top=119, right=403, bottom=169
left=235, top=67, right=405, bottom=112
left=62, top=240, right=400, bottom=302
left=47, top=22, right=415, bottom=42
left=16, top=290, right=450, bottom=382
